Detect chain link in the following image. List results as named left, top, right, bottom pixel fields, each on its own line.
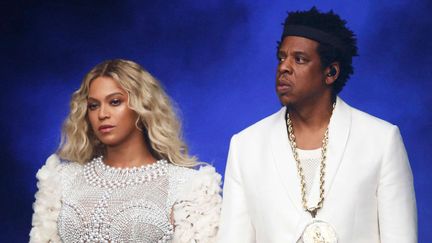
left=286, top=104, right=334, bottom=218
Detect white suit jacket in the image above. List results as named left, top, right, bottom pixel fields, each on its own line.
left=217, top=97, right=417, bottom=243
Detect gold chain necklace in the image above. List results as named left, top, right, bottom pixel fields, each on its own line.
left=286, top=104, right=334, bottom=218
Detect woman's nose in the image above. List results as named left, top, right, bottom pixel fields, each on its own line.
left=98, top=104, right=110, bottom=120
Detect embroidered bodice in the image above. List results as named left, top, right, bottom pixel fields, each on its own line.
left=30, top=154, right=222, bottom=243
left=56, top=157, right=200, bottom=243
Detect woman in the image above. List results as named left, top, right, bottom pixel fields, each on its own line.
left=30, top=59, right=222, bottom=242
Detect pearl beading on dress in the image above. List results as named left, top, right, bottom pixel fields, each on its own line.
left=58, top=157, right=174, bottom=243
left=84, top=156, right=169, bottom=189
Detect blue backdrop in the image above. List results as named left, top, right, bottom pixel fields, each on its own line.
left=1, top=0, right=431, bottom=241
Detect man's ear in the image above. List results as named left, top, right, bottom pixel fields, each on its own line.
left=325, top=62, right=340, bottom=85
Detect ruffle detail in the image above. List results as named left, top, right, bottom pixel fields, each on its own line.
left=172, top=166, right=222, bottom=243
left=29, top=154, right=63, bottom=243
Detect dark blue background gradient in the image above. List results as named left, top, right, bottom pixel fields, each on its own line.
left=1, top=0, right=431, bottom=241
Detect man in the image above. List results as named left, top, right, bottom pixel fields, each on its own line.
left=217, top=7, right=417, bottom=243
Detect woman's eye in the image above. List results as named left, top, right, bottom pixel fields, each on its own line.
left=110, top=99, right=121, bottom=106
left=87, top=103, right=99, bottom=110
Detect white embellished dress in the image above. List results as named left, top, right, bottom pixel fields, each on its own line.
left=30, top=154, right=222, bottom=243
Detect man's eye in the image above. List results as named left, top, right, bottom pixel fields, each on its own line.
left=110, top=99, right=121, bottom=106
left=277, top=52, right=286, bottom=63
left=295, top=56, right=307, bottom=64
left=87, top=103, right=99, bottom=110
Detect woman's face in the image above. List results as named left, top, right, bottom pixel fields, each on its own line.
left=87, top=76, right=141, bottom=147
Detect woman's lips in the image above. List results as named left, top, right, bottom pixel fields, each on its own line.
left=98, top=125, right=115, bottom=133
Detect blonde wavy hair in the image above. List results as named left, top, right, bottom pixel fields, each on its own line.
left=57, top=59, right=197, bottom=167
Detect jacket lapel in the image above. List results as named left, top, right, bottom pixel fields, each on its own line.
left=270, top=106, right=304, bottom=213
left=309, top=97, right=351, bottom=207
left=269, top=97, right=352, bottom=213
left=269, top=98, right=352, bottom=241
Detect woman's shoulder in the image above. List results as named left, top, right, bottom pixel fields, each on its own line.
left=34, top=154, right=84, bottom=195
left=167, top=163, right=222, bottom=192
left=37, top=154, right=83, bottom=180
left=167, top=162, right=222, bottom=210
left=168, top=163, right=222, bottom=243
left=30, top=153, right=82, bottom=243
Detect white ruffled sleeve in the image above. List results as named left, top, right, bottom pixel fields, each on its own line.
left=172, top=166, right=222, bottom=243
left=29, top=154, right=63, bottom=243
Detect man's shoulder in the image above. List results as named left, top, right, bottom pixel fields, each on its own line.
left=349, top=105, right=396, bottom=131
left=339, top=99, right=399, bottom=141
left=235, top=107, right=285, bottom=139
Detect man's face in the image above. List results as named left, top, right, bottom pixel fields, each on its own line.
left=276, top=36, right=328, bottom=106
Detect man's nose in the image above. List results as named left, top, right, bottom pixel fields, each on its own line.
left=278, top=58, right=293, bottom=75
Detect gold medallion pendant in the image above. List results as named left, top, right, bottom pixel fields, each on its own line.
left=301, top=219, right=337, bottom=243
